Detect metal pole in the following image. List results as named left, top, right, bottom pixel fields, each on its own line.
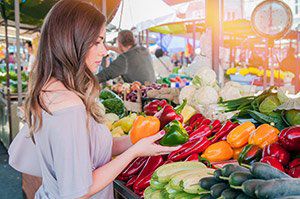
left=102, top=0, right=107, bottom=17
left=1, top=3, right=13, bottom=144
left=15, top=0, right=22, bottom=106
left=192, top=21, right=196, bottom=57
left=296, top=26, right=300, bottom=93
left=146, top=29, right=149, bottom=48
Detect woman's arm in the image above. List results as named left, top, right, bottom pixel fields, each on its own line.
left=81, top=131, right=180, bottom=198
left=112, top=136, right=133, bottom=156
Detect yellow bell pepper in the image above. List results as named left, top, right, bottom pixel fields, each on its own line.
left=227, top=121, right=256, bottom=148
left=201, top=141, right=233, bottom=162
left=248, top=124, right=280, bottom=148
left=112, top=113, right=137, bottom=133
left=181, top=105, right=197, bottom=124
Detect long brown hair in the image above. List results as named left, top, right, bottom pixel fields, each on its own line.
left=25, top=0, right=106, bottom=139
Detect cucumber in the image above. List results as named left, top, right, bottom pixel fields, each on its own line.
left=229, top=172, right=253, bottom=187
left=214, top=169, right=223, bottom=180
left=240, top=179, right=265, bottom=197
left=144, top=187, right=156, bottom=199
left=181, top=169, right=214, bottom=194
left=210, top=183, right=229, bottom=198
left=199, top=177, right=222, bottom=190
left=236, top=193, right=254, bottom=199
left=250, top=162, right=291, bottom=180
left=274, top=196, right=300, bottom=199
left=220, top=188, right=241, bottom=199
left=150, top=178, right=167, bottom=190
left=255, top=178, right=300, bottom=199
left=152, top=162, right=207, bottom=183
left=200, top=194, right=214, bottom=199
left=221, top=164, right=249, bottom=177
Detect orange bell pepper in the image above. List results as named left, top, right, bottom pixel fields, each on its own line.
left=248, top=124, right=280, bottom=148
left=233, top=146, right=244, bottom=160
left=227, top=121, right=256, bottom=148
left=201, top=141, right=233, bottom=162
left=130, top=116, right=160, bottom=144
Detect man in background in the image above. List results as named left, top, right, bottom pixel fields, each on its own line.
left=25, top=41, right=35, bottom=72
left=97, top=30, right=156, bottom=83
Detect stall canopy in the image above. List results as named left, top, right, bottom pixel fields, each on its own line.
left=0, top=0, right=121, bottom=28
left=110, top=0, right=174, bottom=31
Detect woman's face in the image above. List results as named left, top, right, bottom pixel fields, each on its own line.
left=86, top=27, right=107, bottom=74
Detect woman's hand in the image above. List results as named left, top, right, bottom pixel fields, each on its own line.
left=128, top=131, right=181, bottom=158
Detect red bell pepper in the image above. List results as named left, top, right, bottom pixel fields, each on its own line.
left=288, top=158, right=300, bottom=178
left=190, top=124, right=213, bottom=140
left=120, top=157, right=148, bottom=177
left=125, top=175, right=137, bottom=187
left=262, top=142, right=290, bottom=166
left=189, top=113, right=203, bottom=126
left=185, top=153, right=199, bottom=162
left=168, top=137, right=211, bottom=161
left=143, top=100, right=168, bottom=116
left=210, top=121, right=239, bottom=143
left=279, top=126, right=300, bottom=152
left=261, top=156, right=285, bottom=172
left=133, top=155, right=164, bottom=192
left=154, top=100, right=186, bottom=128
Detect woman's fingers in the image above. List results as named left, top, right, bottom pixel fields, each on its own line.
left=147, top=130, right=165, bottom=142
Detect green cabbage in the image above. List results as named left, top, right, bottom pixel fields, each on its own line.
left=259, top=95, right=281, bottom=115
left=285, top=110, right=300, bottom=126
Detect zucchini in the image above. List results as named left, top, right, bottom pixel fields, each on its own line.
left=221, top=164, right=249, bottom=177
left=236, top=193, right=254, bottom=199
left=220, top=188, right=241, bottom=199
left=255, top=178, right=300, bottom=199
left=250, top=162, right=291, bottom=180
left=150, top=178, right=167, bottom=190
left=149, top=189, right=164, bottom=199
left=173, top=192, right=200, bottom=199
left=181, top=169, right=214, bottom=194
left=165, top=182, right=180, bottom=198
left=169, top=169, right=203, bottom=191
left=240, top=179, right=265, bottom=197
left=229, top=172, right=253, bottom=187
left=199, top=177, right=222, bottom=190
left=200, top=194, right=214, bottom=199
left=152, top=162, right=206, bottom=183
left=144, top=187, right=156, bottom=199
left=210, top=183, right=229, bottom=198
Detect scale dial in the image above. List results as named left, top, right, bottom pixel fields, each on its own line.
left=251, top=0, right=293, bottom=39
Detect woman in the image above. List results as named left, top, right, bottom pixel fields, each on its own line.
left=8, top=1, right=179, bottom=198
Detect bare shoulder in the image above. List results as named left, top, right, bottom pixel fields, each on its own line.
left=41, top=81, right=84, bottom=112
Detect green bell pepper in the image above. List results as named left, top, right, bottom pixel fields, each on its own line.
left=238, top=144, right=262, bottom=165
left=160, top=120, right=189, bottom=146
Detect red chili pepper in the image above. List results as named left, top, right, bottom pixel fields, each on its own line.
left=261, top=156, right=285, bottom=172
left=190, top=124, right=213, bottom=140
left=262, top=142, right=290, bottom=166
left=154, top=100, right=186, bottom=128
left=116, top=174, right=131, bottom=181
left=185, top=126, right=193, bottom=134
left=185, top=153, right=199, bottom=162
left=288, top=158, right=300, bottom=178
left=133, top=155, right=164, bottom=192
left=189, top=113, right=203, bottom=126
left=143, top=100, right=168, bottom=116
left=120, top=157, right=148, bottom=177
left=125, top=175, right=137, bottom=188
left=211, top=120, right=222, bottom=132
left=210, top=121, right=238, bottom=143
left=168, top=137, right=211, bottom=161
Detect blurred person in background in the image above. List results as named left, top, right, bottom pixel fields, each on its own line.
left=281, top=47, right=297, bottom=75
left=152, top=48, right=172, bottom=78
left=97, top=30, right=156, bottom=84
left=25, top=40, right=35, bottom=72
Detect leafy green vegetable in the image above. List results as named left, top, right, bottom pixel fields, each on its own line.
left=284, top=110, right=300, bottom=126
left=259, top=95, right=281, bottom=115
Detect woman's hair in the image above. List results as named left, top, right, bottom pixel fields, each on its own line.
left=25, top=0, right=106, bottom=139
left=155, top=48, right=164, bottom=58
left=118, top=30, right=136, bottom=47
